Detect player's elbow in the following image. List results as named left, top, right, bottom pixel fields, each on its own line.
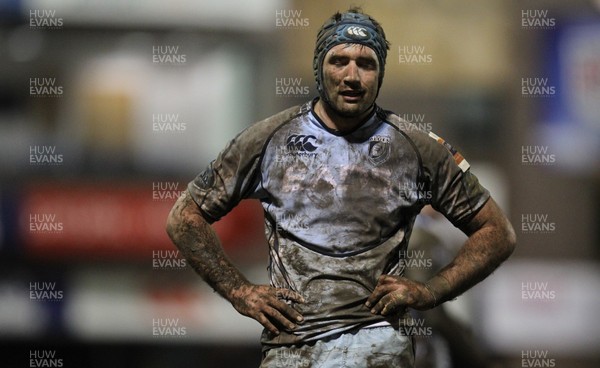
left=480, top=198, right=517, bottom=262
left=498, top=215, right=517, bottom=262
left=165, top=193, right=189, bottom=244
left=165, top=205, right=180, bottom=243
left=165, top=191, right=209, bottom=246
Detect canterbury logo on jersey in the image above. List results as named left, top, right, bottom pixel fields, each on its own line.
left=286, top=135, right=319, bottom=152
left=346, top=26, right=368, bottom=39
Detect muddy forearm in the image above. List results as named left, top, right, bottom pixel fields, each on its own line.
left=166, top=191, right=249, bottom=300
left=427, top=199, right=516, bottom=305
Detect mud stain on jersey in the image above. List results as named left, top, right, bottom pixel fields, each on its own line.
left=307, top=177, right=335, bottom=208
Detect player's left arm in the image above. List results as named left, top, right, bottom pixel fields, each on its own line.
left=366, top=197, right=516, bottom=315
left=425, top=197, right=516, bottom=307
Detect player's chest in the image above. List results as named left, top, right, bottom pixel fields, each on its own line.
left=262, top=133, right=418, bottom=199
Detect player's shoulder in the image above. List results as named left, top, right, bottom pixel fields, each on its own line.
left=255, top=103, right=305, bottom=129
left=234, top=104, right=304, bottom=147
left=376, top=106, right=469, bottom=169
left=375, top=106, right=431, bottom=144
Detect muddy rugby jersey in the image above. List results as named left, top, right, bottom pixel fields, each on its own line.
left=188, top=99, right=490, bottom=347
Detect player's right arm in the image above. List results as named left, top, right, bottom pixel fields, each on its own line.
left=166, top=106, right=304, bottom=335
left=166, top=185, right=304, bottom=336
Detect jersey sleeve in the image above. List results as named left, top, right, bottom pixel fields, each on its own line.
left=414, top=131, right=490, bottom=228
left=187, top=133, right=260, bottom=223
left=187, top=105, right=301, bottom=223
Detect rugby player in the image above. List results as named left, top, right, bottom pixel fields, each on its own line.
left=167, top=7, right=516, bottom=367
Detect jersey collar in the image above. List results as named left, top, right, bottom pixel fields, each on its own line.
left=307, top=98, right=380, bottom=137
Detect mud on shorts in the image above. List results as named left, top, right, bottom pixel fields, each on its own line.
left=260, top=326, right=415, bottom=368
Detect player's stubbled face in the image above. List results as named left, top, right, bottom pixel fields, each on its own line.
left=322, top=43, right=380, bottom=118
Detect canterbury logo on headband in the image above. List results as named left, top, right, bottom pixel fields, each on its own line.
left=345, top=26, right=368, bottom=39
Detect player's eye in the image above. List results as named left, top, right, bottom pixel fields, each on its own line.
left=357, top=58, right=377, bottom=70
left=329, top=56, right=348, bottom=66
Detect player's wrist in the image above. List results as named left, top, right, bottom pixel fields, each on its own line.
left=424, top=274, right=453, bottom=307
left=422, top=282, right=438, bottom=308
left=223, top=279, right=253, bottom=302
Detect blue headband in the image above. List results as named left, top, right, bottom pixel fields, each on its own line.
left=313, top=12, right=388, bottom=98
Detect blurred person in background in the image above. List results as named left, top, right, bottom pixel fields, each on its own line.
left=166, top=7, right=515, bottom=367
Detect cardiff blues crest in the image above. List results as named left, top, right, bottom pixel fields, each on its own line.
left=368, top=135, right=391, bottom=165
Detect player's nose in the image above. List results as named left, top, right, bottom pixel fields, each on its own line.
left=343, top=62, right=360, bottom=83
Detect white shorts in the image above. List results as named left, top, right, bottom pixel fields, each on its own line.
left=260, top=326, right=415, bottom=368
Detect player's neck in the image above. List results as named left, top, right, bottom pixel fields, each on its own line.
left=314, top=99, right=374, bottom=134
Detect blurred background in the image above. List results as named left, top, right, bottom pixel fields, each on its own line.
left=0, top=0, right=599, bottom=367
